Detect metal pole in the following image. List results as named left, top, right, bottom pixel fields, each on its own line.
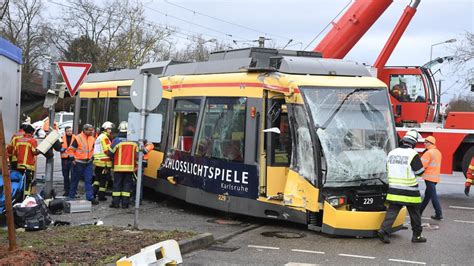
left=0, top=109, right=17, bottom=251
left=44, top=62, right=57, bottom=197
left=430, top=44, right=434, bottom=62
left=134, top=73, right=148, bottom=229
left=438, top=79, right=442, bottom=123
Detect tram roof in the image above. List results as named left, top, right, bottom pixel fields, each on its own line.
left=141, top=47, right=371, bottom=78
left=84, top=68, right=139, bottom=83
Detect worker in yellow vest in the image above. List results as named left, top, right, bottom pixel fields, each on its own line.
left=93, top=121, right=114, bottom=201
left=420, top=136, right=443, bottom=220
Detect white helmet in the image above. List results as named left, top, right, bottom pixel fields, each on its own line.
left=118, top=121, right=128, bottom=132
left=402, top=130, right=419, bottom=145
left=101, top=121, right=114, bottom=130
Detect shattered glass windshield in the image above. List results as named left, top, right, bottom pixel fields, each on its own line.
left=300, top=87, right=396, bottom=187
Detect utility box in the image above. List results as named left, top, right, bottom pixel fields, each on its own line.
left=0, top=37, right=22, bottom=141
left=64, top=200, right=92, bottom=213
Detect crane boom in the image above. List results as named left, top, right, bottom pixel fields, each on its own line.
left=314, top=0, right=393, bottom=59
left=374, top=0, right=420, bottom=69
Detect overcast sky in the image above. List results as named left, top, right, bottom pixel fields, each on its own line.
left=47, top=0, right=474, bottom=102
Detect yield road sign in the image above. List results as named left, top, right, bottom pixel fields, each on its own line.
left=57, top=61, right=92, bottom=97
left=130, top=74, right=163, bottom=111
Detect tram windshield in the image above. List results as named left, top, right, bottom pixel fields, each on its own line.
left=300, top=87, right=396, bottom=187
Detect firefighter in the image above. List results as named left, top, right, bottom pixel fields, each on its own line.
left=60, top=126, right=76, bottom=196
left=465, top=156, right=474, bottom=196
left=420, top=136, right=443, bottom=220
left=377, top=130, right=427, bottom=244
left=92, top=121, right=114, bottom=201
left=7, top=123, right=26, bottom=170
left=108, top=121, right=138, bottom=209
left=14, top=124, right=39, bottom=197
left=69, top=124, right=98, bottom=204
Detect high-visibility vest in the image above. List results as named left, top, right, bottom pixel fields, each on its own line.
left=93, top=132, right=112, bottom=167
left=15, top=134, right=38, bottom=171
left=109, top=139, right=138, bottom=172
left=467, top=157, right=474, bottom=183
left=73, top=132, right=95, bottom=161
left=143, top=143, right=154, bottom=161
left=61, top=134, right=76, bottom=159
left=386, top=147, right=422, bottom=204
left=7, top=130, right=25, bottom=162
left=421, top=146, right=442, bottom=183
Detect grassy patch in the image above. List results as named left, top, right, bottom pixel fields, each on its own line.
left=0, top=225, right=196, bottom=264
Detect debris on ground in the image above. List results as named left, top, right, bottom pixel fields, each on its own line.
left=0, top=225, right=196, bottom=264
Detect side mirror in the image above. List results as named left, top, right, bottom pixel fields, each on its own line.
left=263, top=127, right=280, bottom=134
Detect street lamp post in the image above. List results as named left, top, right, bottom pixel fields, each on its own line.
left=430, top=38, right=456, bottom=62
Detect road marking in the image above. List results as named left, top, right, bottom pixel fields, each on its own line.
left=449, top=205, right=474, bottom=210
left=247, top=245, right=280, bottom=250
left=454, top=220, right=474, bottom=224
left=291, top=249, right=325, bottom=254
left=389, top=258, right=426, bottom=265
left=285, top=263, right=318, bottom=266
left=338, top=253, right=375, bottom=259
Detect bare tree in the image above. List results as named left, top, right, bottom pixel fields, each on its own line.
left=49, top=0, right=175, bottom=71
left=0, top=0, right=9, bottom=20
left=1, top=0, right=50, bottom=91
left=449, top=31, right=474, bottom=86
left=173, top=34, right=230, bottom=62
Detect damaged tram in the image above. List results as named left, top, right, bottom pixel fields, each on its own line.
left=143, top=48, right=406, bottom=237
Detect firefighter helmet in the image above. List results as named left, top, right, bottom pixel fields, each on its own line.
left=101, top=121, right=114, bottom=130
left=118, top=121, right=128, bottom=132
left=402, top=130, right=419, bottom=145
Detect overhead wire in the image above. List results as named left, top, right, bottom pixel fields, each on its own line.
left=303, top=0, right=353, bottom=50
left=162, top=0, right=294, bottom=42
left=144, top=5, right=248, bottom=41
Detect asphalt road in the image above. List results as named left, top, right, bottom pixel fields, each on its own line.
left=34, top=154, right=473, bottom=265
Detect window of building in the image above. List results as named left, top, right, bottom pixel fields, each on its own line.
left=389, top=74, right=426, bottom=103
left=196, top=97, right=246, bottom=162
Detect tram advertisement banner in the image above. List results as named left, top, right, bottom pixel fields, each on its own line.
left=160, top=152, right=259, bottom=199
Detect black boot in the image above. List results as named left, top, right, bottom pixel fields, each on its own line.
left=412, top=234, right=427, bottom=243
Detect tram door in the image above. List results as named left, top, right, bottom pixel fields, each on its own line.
left=264, top=94, right=292, bottom=200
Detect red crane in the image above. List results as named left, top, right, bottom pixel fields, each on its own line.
left=313, top=0, right=474, bottom=176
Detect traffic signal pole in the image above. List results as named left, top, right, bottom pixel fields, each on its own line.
left=44, top=61, right=57, bottom=197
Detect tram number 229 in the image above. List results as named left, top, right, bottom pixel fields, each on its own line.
left=217, top=194, right=229, bottom=202
left=363, top=197, right=374, bottom=205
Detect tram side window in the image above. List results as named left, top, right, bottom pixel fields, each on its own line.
left=151, top=99, right=169, bottom=151
left=79, top=99, right=88, bottom=130
left=108, top=98, right=137, bottom=129
left=172, top=99, right=201, bottom=153
left=389, top=74, right=426, bottom=103
left=196, top=97, right=246, bottom=162
left=271, top=106, right=291, bottom=165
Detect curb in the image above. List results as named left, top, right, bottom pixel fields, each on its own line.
left=178, top=232, right=214, bottom=254
left=215, top=223, right=261, bottom=243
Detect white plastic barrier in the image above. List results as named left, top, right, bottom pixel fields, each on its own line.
left=117, top=239, right=183, bottom=266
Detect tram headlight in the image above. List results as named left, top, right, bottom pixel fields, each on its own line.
left=327, top=196, right=346, bottom=207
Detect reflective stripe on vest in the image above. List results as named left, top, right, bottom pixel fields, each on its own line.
left=386, top=147, right=421, bottom=204
left=93, top=133, right=112, bottom=167
left=74, top=133, right=94, bottom=160
left=16, top=136, right=37, bottom=171
left=113, top=141, right=138, bottom=172
left=61, top=135, right=76, bottom=159
left=421, top=147, right=442, bottom=183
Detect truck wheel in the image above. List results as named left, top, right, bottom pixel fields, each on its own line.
left=462, top=146, right=474, bottom=178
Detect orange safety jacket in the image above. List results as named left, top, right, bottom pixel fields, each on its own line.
left=7, top=130, right=25, bottom=162
left=108, top=138, right=138, bottom=172
left=143, top=143, right=155, bottom=161
left=14, top=133, right=38, bottom=171
left=466, top=157, right=474, bottom=186
left=421, top=145, right=442, bottom=183
left=61, top=134, right=76, bottom=159
left=72, top=132, right=95, bottom=162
